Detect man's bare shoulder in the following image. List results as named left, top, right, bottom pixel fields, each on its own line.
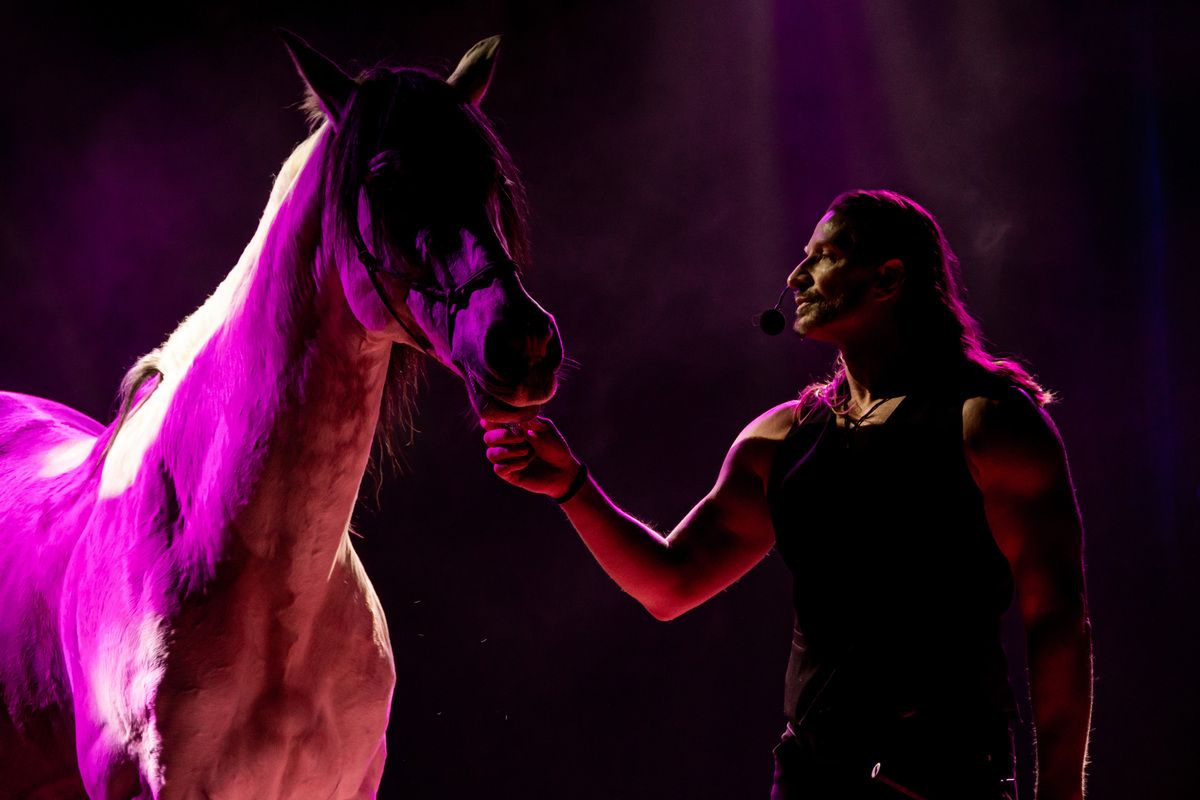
left=735, top=400, right=801, bottom=445
left=962, top=388, right=1066, bottom=490
left=963, top=388, right=1058, bottom=444
left=715, top=401, right=800, bottom=489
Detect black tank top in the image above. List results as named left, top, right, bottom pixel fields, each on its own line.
left=767, top=382, right=1017, bottom=728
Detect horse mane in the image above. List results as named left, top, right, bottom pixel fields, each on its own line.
left=105, top=133, right=321, bottom=457
left=109, top=63, right=532, bottom=474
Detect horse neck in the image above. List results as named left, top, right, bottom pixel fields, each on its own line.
left=157, top=130, right=391, bottom=586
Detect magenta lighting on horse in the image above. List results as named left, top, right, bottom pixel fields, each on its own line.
left=0, top=32, right=561, bottom=798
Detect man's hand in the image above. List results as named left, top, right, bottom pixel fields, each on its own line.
left=482, top=417, right=582, bottom=499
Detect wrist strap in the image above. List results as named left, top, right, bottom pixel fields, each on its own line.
left=553, top=463, right=589, bottom=505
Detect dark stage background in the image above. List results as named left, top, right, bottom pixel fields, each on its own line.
left=3, top=1, right=1197, bottom=797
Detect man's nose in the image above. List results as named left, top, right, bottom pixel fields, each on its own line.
left=787, top=266, right=810, bottom=289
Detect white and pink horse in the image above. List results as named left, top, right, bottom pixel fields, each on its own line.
left=0, top=33, right=560, bottom=798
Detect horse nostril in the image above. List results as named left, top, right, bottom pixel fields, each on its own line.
left=539, top=328, right=563, bottom=373
left=483, top=315, right=559, bottom=384
left=526, top=316, right=558, bottom=362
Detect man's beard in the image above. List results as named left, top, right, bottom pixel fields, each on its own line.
left=795, top=280, right=872, bottom=335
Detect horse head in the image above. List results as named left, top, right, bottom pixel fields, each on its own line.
left=282, top=32, right=562, bottom=424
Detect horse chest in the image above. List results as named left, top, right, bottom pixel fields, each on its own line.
left=149, top=552, right=395, bottom=797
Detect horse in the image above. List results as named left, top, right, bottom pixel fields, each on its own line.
left=0, top=32, right=561, bottom=799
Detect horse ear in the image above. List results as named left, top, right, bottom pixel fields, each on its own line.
left=278, top=29, right=356, bottom=127
left=447, top=36, right=501, bottom=106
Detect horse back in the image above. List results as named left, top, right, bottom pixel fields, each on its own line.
left=0, top=391, right=104, bottom=797
left=0, top=390, right=105, bottom=546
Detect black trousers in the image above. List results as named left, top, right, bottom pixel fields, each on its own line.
left=770, top=712, right=1018, bottom=800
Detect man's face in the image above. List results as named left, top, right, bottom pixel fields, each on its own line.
left=786, top=211, right=874, bottom=340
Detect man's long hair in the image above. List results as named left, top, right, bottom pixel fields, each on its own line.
left=798, top=189, right=1052, bottom=414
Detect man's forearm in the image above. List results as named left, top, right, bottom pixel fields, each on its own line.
left=1027, top=613, right=1094, bottom=800
left=560, top=476, right=684, bottom=619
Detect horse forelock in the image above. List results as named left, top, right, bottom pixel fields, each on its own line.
left=320, top=66, right=530, bottom=264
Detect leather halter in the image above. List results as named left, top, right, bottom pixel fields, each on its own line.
left=349, top=207, right=518, bottom=358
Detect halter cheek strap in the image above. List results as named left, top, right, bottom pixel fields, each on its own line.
left=359, top=245, right=436, bottom=353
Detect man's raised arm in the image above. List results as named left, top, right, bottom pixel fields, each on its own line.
left=481, top=404, right=791, bottom=620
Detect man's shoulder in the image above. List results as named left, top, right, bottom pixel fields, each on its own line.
left=962, top=385, right=1051, bottom=445
left=961, top=385, right=1066, bottom=491
left=736, top=400, right=801, bottom=444
left=718, top=401, right=800, bottom=483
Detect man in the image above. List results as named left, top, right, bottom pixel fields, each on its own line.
left=483, top=190, right=1092, bottom=799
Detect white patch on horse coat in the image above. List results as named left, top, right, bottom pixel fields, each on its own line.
left=38, top=436, right=96, bottom=477
left=87, top=614, right=167, bottom=777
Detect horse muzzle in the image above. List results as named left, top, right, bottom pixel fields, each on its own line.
left=463, top=332, right=561, bottom=422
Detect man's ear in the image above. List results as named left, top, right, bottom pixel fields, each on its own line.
left=874, top=258, right=905, bottom=299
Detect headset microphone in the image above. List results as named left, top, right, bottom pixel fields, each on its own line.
left=755, top=287, right=792, bottom=336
